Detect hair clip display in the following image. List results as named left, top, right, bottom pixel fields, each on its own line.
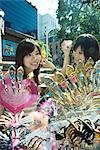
left=43, top=58, right=99, bottom=149
left=0, top=58, right=99, bottom=149
left=0, top=65, right=39, bottom=149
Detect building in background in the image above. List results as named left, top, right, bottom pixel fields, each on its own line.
left=0, top=0, right=37, bottom=64
left=0, top=0, right=37, bottom=36
left=38, top=14, right=57, bottom=40
left=38, top=14, right=62, bottom=67
left=48, top=29, right=63, bottom=67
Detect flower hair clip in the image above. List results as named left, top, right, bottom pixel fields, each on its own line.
left=41, top=50, right=46, bottom=59
left=37, top=40, right=47, bottom=59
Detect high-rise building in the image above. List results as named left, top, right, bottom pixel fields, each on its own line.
left=38, top=14, right=57, bottom=40
left=0, top=0, right=37, bottom=36
left=38, top=13, right=62, bottom=67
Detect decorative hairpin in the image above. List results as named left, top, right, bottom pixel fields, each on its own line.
left=17, top=128, right=49, bottom=149
left=0, top=65, right=8, bottom=91
left=66, top=65, right=81, bottom=103
left=91, top=60, right=100, bottom=91
left=43, top=76, right=65, bottom=100
left=25, top=38, right=40, bottom=47
left=17, top=66, right=24, bottom=93
left=43, top=76, right=70, bottom=110
left=0, top=65, right=3, bottom=81
left=55, top=71, right=68, bottom=90
left=9, top=65, right=16, bottom=93
left=85, top=57, right=94, bottom=72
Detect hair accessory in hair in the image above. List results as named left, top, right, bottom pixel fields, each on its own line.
left=37, top=40, right=47, bottom=59
left=25, top=38, right=40, bottom=47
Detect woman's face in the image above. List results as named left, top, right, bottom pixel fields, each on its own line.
left=23, top=46, right=41, bottom=74
left=73, top=46, right=85, bottom=65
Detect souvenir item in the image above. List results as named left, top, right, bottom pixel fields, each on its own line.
left=0, top=65, right=8, bottom=91
left=17, top=66, right=24, bottom=92
left=46, top=59, right=100, bottom=149
left=0, top=59, right=100, bottom=150
left=0, top=66, right=38, bottom=114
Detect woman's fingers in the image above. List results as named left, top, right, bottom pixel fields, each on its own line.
left=61, top=40, right=73, bottom=54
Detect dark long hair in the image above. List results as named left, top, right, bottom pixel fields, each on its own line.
left=15, top=39, right=41, bottom=85
left=73, top=34, right=100, bottom=63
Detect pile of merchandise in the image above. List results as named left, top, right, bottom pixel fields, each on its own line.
left=0, top=58, right=99, bottom=150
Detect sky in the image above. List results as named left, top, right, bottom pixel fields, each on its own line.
left=27, top=0, right=58, bottom=18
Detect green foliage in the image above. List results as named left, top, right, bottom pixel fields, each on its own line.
left=82, top=0, right=100, bottom=9
left=56, top=0, right=100, bottom=42
left=37, top=40, right=52, bottom=61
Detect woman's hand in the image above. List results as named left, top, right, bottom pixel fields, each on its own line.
left=42, top=59, right=56, bottom=70
left=61, top=40, right=72, bottom=56
left=61, top=40, right=73, bottom=76
left=29, top=111, right=49, bottom=131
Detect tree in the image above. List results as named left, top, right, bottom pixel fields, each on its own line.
left=56, top=0, right=100, bottom=41
left=79, top=5, right=100, bottom=40
left=82, top=0, right=100, bottom=9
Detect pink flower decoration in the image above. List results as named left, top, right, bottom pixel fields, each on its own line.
left=0, top=78, right=38, bottom=114
left=38, top=98, right=54, bottom=117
